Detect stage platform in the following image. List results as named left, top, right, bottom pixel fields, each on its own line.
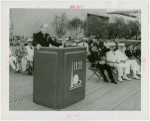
left=9, top=64, right=141, bottom=111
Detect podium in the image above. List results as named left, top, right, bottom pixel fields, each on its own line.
left=33, top=47, right=86, bottom=110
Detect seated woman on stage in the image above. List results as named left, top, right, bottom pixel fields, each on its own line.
left=15, top=40, right=28, bottom=73
left=9, top=47, right=17, bottom=71
left=88, top=45, right=118, bottom=84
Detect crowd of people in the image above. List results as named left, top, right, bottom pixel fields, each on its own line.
left=85, top=36, right=141, bottom=84
left=9, top=38, right=34, bottom=75
left=9, top=23, right=141, bottom=84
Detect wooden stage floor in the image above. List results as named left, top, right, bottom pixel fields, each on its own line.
left=9, top=65, right=141, bottom=111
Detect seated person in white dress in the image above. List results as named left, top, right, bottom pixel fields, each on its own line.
left=78, top=38, right=89, bottom=52
left=106, top=43, right=131, bottom=82
left=25, top=38, right=34, bottom=68
left=9, top=47, right=17, bottom=71
left=115, top=43, right=141, bottom=78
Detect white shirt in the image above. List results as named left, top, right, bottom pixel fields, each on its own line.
left=25, top=45, right=34, bottom=56
left=78, top=42, right=89, bottom=52
left=115, top=50, right=128, bottom=61
left=106, top=51, right=120, bottom=63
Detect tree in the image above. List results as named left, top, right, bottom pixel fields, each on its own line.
left=82, top=15, right=109, bottom=39
left=127, top=20, right=140, bottom=39
left=67, top=17, right=83, bottom=39
left=51, top=12, right=68, bottom=38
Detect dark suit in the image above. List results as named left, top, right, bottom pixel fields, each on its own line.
left=89, top=42, right=99, bottom=52
left=125, top=50, right=135, bottom=59
left=33, top=31, right=62, bottom=47
left=88, top=51, right=115, bottom=82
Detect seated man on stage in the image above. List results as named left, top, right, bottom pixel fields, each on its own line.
left=33, top=23, right=63, bottom=50
left=89, top=36, right=103, bottom=55
left=106, top=43, right=131, bottom=82
left=89, top=36, right=99, bottom=48
left=125, top=45, right=137, bottom=59
left=88, top=45, right=118, bottom=84
left=115, top=43, right=141, bottom=78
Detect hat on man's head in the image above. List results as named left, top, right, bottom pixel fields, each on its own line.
left=109, top=42, right=116, bottom=47
left=26, top=38, right=33, bottom=42
left=118, top=43, right=125, bottom=47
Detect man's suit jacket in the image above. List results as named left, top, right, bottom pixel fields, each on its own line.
left=88, top=51, right=102, bottom=67
left=33, top=31, right=62, bottom=47
left=125, top=50, right=134, bottom=59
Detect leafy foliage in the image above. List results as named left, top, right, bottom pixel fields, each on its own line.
left=51, top=12, right=68, bottom=38
left=67, top=17, right=83, bottom=39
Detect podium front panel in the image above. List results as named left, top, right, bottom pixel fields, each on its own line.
left=63, top=49, right=86, bottom=108
left=33, top=49, right=60, bottom=109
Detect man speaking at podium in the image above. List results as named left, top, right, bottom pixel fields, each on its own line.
left=33, top=23, right=62, bottom=50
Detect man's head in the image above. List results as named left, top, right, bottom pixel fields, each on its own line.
left=93, top=36, right=98, bottom=43
left=109, top=43, right=116, bottom=51
left=40, top=23, right=49, bottom=34
left=118, top=43, right=125, bottom=51
left=129, top=45, right=133, bottom=50
left=26, top=38, right=33, bottom=46
left=91, top=46, right=98, bottom=52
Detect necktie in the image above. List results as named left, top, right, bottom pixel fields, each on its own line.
left=83, top=43, right=84, bottom=46
left=43, top=34, right=45, bottom=38
left=112, top=51, right=115, bottom=55
left=30, top=46, right=32, bottom=49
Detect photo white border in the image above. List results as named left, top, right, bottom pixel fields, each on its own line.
left=1, top=1, right=149, bottom=120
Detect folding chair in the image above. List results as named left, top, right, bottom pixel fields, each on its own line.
left=87, top=56, right=105, bottom=82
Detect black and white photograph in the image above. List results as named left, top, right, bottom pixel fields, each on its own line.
left=1, top=1, right=149, bottom=120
